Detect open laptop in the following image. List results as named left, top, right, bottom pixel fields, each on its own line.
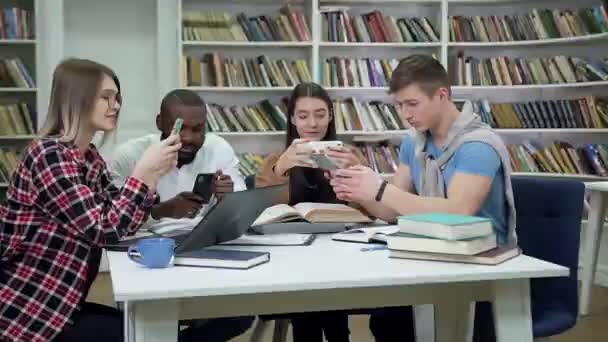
left=105, top=184, right=287, bottom=253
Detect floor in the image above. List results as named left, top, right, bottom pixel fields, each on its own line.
left=88, top=273, right=608, bottom=341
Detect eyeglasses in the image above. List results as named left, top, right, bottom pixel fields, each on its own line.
left=100, top=92, right=122, bottom=108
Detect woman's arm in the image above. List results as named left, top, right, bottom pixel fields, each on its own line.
left=31, top=146, right=157, bottom=246
left=256, top=153, right=289, bottom=188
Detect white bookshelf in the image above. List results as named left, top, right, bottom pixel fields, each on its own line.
left=169, top=0, right=608, bottom=180
left=0, top=0, right=39, bottom=191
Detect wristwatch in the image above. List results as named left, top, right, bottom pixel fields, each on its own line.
left=375, top=180, right=388, bottom=202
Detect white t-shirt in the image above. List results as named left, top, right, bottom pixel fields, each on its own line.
left=109, top=133, right=246, bottom=233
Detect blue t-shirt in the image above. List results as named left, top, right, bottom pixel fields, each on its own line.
left=399, top=135, right=508, bottom=244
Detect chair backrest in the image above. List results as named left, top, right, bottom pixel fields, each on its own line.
left=245, top=174, right=256, bottom=190
left=512, top=177, right=584, bottom=331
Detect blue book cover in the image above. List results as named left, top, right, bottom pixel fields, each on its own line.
left=397, top=213, right=491, bottom=227
left=177, top=249, right=268, bottom=261
left=174, top=249, right=270, bottom=269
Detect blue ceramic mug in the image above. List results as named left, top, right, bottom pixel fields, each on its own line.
left=127, top=238, right=175, bottom=268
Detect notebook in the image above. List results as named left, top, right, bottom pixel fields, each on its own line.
left=397, top=213, right=493, bottom=240
left=174, top=249, right=270, bottom=269
left=331, top=225, right=400, bottom=244
left=252, top=203, right=371, bottom=226
left=389, top=243, right=521, bottom=265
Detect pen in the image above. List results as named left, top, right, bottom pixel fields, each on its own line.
left=361, top=245, right=388, bottom=252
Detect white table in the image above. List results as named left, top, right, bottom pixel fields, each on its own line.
left=580, top=182, right=608, bottom=315
left=108, top=235, right=567, bottom=342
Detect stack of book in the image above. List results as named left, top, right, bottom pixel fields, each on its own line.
left=0, top=7, right=35, bottom=40
left=387, top=213, right=519, bottom=265
left=0, top=58, right=35, bottom=88
left=321, top=57, right=400, bottom=87
left=449, top=5, right=608, bottom=42
left=320, top=8, right=439, bottom=43
left=508, top=141, right=608, bottom=177
left=205, top=100, right=287, bottom=132
left=0, top=101, right=35, bottom=135
left=450, top=54, right=608, bottom=86
left=354, top=140, right=400, bottom=174
left=333, top=98, right=408, bottom=132
left=183, top=54, right=311, bottom=87
left=182, top=4, right=310, bottom=42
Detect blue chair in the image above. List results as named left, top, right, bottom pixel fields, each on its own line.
left=477, top=177, right=584, bottom=341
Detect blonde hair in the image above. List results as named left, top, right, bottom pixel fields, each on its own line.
left=39, top=58, right=121, bottom=144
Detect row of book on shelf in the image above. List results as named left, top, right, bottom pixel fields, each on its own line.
left=0, top=7, right=34, bottom=40
left=202, top=96, right=607, bottom=134
left=451, top=54, right=608, bottom=86
left=469, top=97, right=608, bottom=129
left=0, top=101, right=35, bottom=135
left=183, top=54, right=312, bottom=88
left=182, top=4, right=310, bottom=42
left=321, top=57, right=400, bottom=88
left=178, top=3, right=608, bottom=44
left=449, top=5, right=608, bottom=42
left=0, top=58, right=35, bottom=88
left=320, top=8, right=438, bottom=43
left=237, top=138, right=608, bottom=179
left=204, top=97, right=409, bottom=134
left=182, top=53, right=608, bottom=89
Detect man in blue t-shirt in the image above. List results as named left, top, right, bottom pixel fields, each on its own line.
left=330, top=54, right=510, bottom=341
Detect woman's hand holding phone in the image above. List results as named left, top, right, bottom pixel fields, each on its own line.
left=132, top=133, right=181, bottom=193
left=274, top=138, right=317, bottom=176
left=324, top=145, right=361, bottom=169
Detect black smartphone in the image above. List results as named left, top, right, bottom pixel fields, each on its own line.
left=193, top=173, right=216, bottom=203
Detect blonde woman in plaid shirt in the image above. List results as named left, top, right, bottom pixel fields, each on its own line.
left=0, top=58, right=181, bottom=342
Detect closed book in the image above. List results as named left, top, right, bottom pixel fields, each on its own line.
left=386, top=232, right=497, bottom=255
left=397, top=213, right=493, bottom=241
left=389, top=243, right=521, bottom=265
left=174, top=249, right=270, bottom=269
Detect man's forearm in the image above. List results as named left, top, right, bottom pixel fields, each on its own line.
left=359, top=199, right=399, bottom=223
left=380, top=184, right=465, bottom=215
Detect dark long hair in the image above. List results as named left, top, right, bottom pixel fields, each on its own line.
left=285, top=83, right=342, bottom=206
left=285, top=82, right=337, bottom=149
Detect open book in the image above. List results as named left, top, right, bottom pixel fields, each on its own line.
left=251, top=203, right=371, bottom=226
left=332, top=225, right=400, bottom=244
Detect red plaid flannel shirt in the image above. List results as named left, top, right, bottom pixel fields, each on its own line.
left=0, top=139, right=157, bottom=342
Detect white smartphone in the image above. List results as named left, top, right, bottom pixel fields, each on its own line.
left=303, top=141, right=343, bottom=153
left=310, top=153, right=339, bottom=170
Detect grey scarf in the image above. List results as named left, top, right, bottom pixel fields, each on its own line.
left=405, top=102, right=517, bottom=244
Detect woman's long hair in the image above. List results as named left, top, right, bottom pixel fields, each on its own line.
left=284, top=82, right=336, bottom=149
left=39, top=58, right=121, bottom=144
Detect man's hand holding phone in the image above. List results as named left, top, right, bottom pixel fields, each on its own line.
left=150, top=192, right=204, bottom=220
left=214, top=170, right=234, bottom=200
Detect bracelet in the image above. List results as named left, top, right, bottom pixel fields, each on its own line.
left=375, top=180, right=388, bottom=202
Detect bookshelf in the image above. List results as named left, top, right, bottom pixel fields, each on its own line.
left=170, top=0, right=608, bottom=180
left=0, top=0, right=39, bottom=191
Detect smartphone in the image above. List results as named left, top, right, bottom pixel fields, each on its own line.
left=172, top=118, right=183, bottom=134
left=310, top=153, right=339, bottom=170
left=192, top=173, right=215, bottom=203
